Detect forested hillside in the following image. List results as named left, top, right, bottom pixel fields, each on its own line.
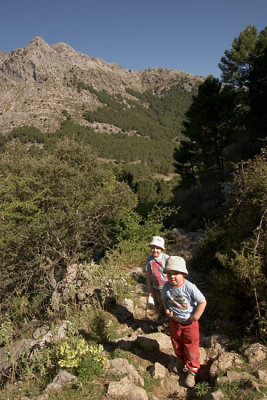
left=0, top=36, right=203, bottom=134
left=0, top=25, right=266, bottom=400
left=1, top=81, right=197, bottom=211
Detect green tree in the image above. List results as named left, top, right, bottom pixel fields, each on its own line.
left=219, top=25, right=267, bottom=159
left=247, top=32, right=267, bottom=153
left=0, top=139, right=137, bottom=306
left=174, top=76, right=235, bottom=184
left=192, top=150, right=267, bottom=338
left=174, top=140, right=198, bottom=187
left=219, top=25, right=260, bottom=87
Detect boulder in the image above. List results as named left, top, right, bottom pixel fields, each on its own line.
left=105, top=358, right=144, bottom=387
left=243, top=343, right=267, bottom=366
left=45, top=370, right=77, bottom=392
left=107, top=376, right=148, bottom=400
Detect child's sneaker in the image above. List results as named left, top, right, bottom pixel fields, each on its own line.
left=182, top=365, right=189, bottom=373
left=185, top=371, right=196, bottom=388
left=175, top=358, right=185, bottom=372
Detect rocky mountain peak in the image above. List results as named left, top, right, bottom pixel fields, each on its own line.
left=26, top=36, right=50, bottom=49
left=0, top=36, right=204, bottom=134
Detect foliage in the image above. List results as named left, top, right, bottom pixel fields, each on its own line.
left=25, top=342, right=59, bottom=386
left=0, top=126, right=44, bottom=150
left=219, top=25, right=267, bottom=160
left=81, top=82, right=195, bottom=140
left=1, top=81, right=197, bottom=220
left=0, top=139, right=137, bottom=312
left=0, top=317, right=14, bottom=347
left=192, top=150, right=267, bottom=338
left=195, top=381, right=211, bottom=397
left=87, top=308, right=119, bottom=343
left=104, top=205, right=174, bottom=273
left=76, top=344, right=106, bottom=381
left=14, top=322, right=106, bottom=399
left=143, top=371, right=161, bottom=393
left=248, top=33, right=267, bottom=155
left=173, top=25, right=267, bottom=233
left=219, top=25, right=267, bottom=88
left=171, top=181, right=225, bottom=230
left=57, top=338, right=106, bottom=380
left=214, top=380, right=260, bottom=400
left=57, top=338, right=89, bottom=369
left=58, top=121, right=176, bottom=166
left=115, top=164, right=178, bottom=216
left=174, top=76, right=236, bottom=185
left=3, top=120, right=179, bottom=216
left=46, top=381, right=105, bottom=400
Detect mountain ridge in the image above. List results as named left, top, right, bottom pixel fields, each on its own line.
left=0, top=36, right=204, bottom=133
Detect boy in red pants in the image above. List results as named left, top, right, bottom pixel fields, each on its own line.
left=162, top=256, right=207, bottom=388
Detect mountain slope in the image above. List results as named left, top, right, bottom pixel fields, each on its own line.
left=0, top=37, right=204, bottom=134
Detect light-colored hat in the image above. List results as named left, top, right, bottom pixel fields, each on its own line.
left=163, top=256, right=188, bottom=275
left=149, top=236, right=165, bottom=250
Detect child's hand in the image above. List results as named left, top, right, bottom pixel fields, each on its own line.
left=166, top=309, right=173, bottom=317
left=147, top=295, right=155, bottom=306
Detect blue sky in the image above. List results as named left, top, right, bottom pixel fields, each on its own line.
left=1, top=0, right=266, bottom=78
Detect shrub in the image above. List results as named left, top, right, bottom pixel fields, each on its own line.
left=0, top=139, right=137, bottom=313
left=57, top=338, right=106, bottom=379
left=76, top=344, right=106, bottom=381
left=103, top=205, right=174, bottom=273
left=87, top=308, right=119, bottom=343
left=195, top=381, right=211, bottom=397
left=192, top=150, right=267, bottom=338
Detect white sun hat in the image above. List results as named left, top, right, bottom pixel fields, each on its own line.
left=163, top=256, right=188, bottom=275
left=149, top=236, right=165, bottom=250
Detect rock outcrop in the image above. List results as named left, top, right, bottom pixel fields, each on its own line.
left=0, top=36, right=204, bottom=134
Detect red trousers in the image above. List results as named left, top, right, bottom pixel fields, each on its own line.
left=169, top=319, right=200, bottom=373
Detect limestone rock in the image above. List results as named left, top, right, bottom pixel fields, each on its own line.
left=123, top=298, right=134, bottom=313
left=32, top=325, right=50, bottom=339
left=243, top=343, right=267, bottom=366
left=151, top=362, right=166, bottom=379
left=107, top=376, right=148, bottom=400
left=216, top=370, right=255, bottom=384
left=45, top=370, right=77, bottom=392
left=256, top=369, right=267, bottom=384
left=137, top=332, right=173, bottom=352
left=0, top=37, right=204, bottom=134
left=162, top=374, right=185, bottom=395
left=210, top=351, right=243, bottom=378
left=106, top=358, right=144, bottom=387
left=204, top=389, right=225, bottom=400
left=200, top=334, right=230, bottom=353
left=0, top=339, right=36, bottom=379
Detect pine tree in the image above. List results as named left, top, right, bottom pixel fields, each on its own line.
left=174, top=76, right=235, bottom=184
left=219, top=25, right=259, bottom=87
left=219, top=25, right=267, bottom=157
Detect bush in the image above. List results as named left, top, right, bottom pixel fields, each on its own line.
left=76, top=344, right=106, bottom=381
left=103, top=205, right=174, bottom=274
left=0, top=139, right=137, bottom=312
left=192, top=150, right=267, bottom=339
left=21, top=322, right=107, bottom=391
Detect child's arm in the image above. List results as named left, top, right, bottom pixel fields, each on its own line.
left=163, top=298, right=173, bottom=317
left=146, top=270, right=153, bottom=297
left=188, top=299, right=207, bottom=322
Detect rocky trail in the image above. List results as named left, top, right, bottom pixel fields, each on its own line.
left=1, top=229, right=267, bottom=400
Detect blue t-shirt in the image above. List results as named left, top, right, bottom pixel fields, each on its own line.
left=162, top=279, right=205, bottom=324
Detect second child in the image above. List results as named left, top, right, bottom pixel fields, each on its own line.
left=145, top=236, right=169, bottom=320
